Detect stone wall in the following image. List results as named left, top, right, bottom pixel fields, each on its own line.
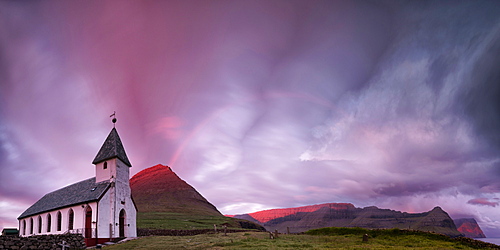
left=137, top=228, right=249, bottom=236
left=0, top=234, right=85, bottom=250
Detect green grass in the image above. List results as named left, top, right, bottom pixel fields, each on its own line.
left=102, top=230, right=499, bottom=249
left=137, top=212, right=258, bottom=230
left=307, top=227, right=455, bottom=240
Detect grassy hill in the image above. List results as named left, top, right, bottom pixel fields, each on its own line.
left=130, top=164, right=264, bottom=231
left=137, top=212, right=263, bottom=231
left=102, top=228, right=500, bottom=249
left=130, top=164, right=222, bottom=216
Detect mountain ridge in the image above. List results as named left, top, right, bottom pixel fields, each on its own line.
left=230, top=203, right=464, bottom=237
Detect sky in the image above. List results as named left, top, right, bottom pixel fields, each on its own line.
left=1, top=0, right=500, bottom=236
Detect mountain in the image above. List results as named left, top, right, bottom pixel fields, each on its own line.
left=130, top=164, right=222, bottom=216
left=454, top=218, right=486, bottom=238
left=130, top=164, right=265, bottom=231
left=231, top=203, right=355, bottom=224
left=230, top=203, right=462, bottom=237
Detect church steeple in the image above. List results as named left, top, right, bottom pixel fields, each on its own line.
left=92, top=127, right=132, bottom=167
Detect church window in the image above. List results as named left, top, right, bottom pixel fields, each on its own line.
left=22, top=220, right=26, bottom=235
left=47, top=213, right=51, bottom=232
left=68, top=209, right=74, bottom=230
left=30, top=218, right=33, bottom=234
left=37, top=216, right=42, bottom=234
left=57, top=211, right=62, bottom=231
left=103, top=161, right=107, bottom=169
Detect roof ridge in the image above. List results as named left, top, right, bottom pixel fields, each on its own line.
left=42, top=177, right=95, bottom=196
left=18, top=178, right=111, bottom=219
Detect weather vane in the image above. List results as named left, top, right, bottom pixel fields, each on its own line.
left=110, top=111, right=117, bottom=127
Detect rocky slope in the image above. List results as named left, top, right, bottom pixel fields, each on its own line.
left=130, top=164, right=222, bottom=216
left=454, top=218, right=486, bottom=238
left=231, top=203, right=463, bottom=237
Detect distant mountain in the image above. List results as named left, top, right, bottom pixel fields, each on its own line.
left=230, top=203, right=463, bottom=237
left=130, top=164, right=222, bottom=216
left=454, top=218, right=486, bottom=238
left=229, top=203, right=355, bottom=224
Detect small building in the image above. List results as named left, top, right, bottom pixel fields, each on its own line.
left=17, top=126, right=137, bottom=246
left=2, top=228, right=19, bottom=236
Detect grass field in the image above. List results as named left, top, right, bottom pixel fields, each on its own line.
left=138, top=212, right=236, bottom=230
left=137, top=212, right=263, bottom=231
left=102, top=229, right=500, bottom=249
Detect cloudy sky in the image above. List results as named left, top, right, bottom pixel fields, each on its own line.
left=1, top=0, right=500, bottom=236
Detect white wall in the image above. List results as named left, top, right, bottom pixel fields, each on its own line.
left=94, top=158, right=136, bottom=238
left=95, top=159, right=114, bottom=183
left=95, top=158, right=131, bottom=184
left=18, top=202, right=97, bottom=237
left=97, top=187, right=112, bottom=238
left=106, top=158, right=137, bottom=238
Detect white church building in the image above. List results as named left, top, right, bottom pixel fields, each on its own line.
left=17, top=126, right=137, bottom=245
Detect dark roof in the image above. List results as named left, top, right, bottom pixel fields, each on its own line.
left=92, top=127, right=132, bottom=167
left=2, top=228, right=19, bottom=235
left=18, top=178, right=110, bottom=219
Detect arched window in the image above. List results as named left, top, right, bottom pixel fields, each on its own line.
left=22, top=220, right=26, bottom=235
left=37, top=215, right=42, bottom=234
left=57, top=211, right=62, bottom=231
left=103, top=161, right=107, bottom=169
left=30, top=218, right=33, bottom=234
left=47, top=213, right=51, bottom=232
left=68, top=209, right=74, bottom=230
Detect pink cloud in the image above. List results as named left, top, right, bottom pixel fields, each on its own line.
left=148, top=116, right=185, bottom=140
left=467, top=198, right=499, bottom=207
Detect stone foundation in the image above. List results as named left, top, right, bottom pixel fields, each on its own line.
left=0, top=234, right=85, bottom=250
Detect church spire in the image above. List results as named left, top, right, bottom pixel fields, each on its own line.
left=92, top=127, right=132, bottom=167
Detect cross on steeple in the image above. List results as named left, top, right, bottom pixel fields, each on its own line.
left=110, top=111, right=117, bottom=127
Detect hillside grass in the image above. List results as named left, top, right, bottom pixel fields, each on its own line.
left=137, top=212, right=260, bottom=230
left=102, top=229, right=500, bottom=249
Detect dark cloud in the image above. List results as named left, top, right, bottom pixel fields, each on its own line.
left=427, top=54, right=457, bottom=93
left=462, top=33, right=500, bottom=153
left=375, top=182, right=447, bottom=197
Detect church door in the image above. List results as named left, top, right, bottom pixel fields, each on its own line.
left=119, top=209, right=126, bottom=237
left=85, top=207, right=92, bottom=238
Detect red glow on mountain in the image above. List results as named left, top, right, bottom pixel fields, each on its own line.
left=131, top=164, right=176, bottom=188
left=243, top=203, right=355, bottom=223
left=130, top=164, right=221, bottom=215
left=454, top=218, right=486, bottom=238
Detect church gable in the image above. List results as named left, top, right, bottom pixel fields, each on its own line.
left=18, top=178, right=110, bottom=219
left=92, top=127, right=132, bottom=167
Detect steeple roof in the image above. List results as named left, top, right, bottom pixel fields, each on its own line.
left=92, top=127, right=132, bottom=167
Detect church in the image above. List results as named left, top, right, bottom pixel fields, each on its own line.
left=17, top=123, right=137, bottom=245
